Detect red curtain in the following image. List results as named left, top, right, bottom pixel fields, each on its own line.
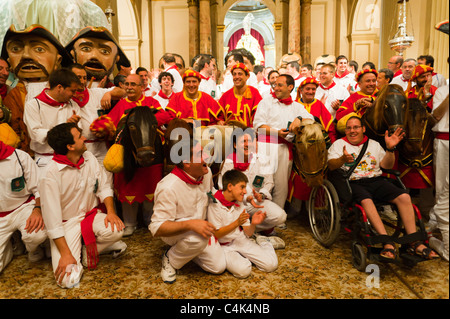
left=227, top=28, right=265, bottom=61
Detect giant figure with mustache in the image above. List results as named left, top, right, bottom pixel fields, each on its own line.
left=65, top=26, right=130, bottom=89
left=0, top=25, right=73, bottom=155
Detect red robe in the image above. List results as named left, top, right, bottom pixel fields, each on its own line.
left=219, top=86, right=262, bottom=127
left=335, top=91, right=376, bottom=121
left=165, top=91, right=225, bottom=126
left=107, top=94, right=172, bottom=128
left=406, top=85, right=438, bottom=112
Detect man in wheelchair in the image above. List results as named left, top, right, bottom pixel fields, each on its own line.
left=327, top=115, right=439, bottom=261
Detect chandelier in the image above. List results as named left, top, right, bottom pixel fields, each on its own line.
left=389, top=0, right=414, bottom=55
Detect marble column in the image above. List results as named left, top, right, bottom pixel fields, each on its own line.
left=199, top=0, right=212, bottom=54
left=188, top=0, right=199, bottom=62
left=288, top=0, right=301, bottom=55
left=300, top=0, right=312, bottom=64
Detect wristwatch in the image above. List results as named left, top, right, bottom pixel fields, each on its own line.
left=386, top=147, right=396, bottom=153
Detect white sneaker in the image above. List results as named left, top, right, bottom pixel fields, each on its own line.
left=380, top=205, right=398, bottom=221
left=429, top=237, right=448, bottom=262
left=28, top=246, right=44, bottom=262
left=256, top=235, right=286, bottom=250
left=110, top=240, right=127, bottom=259
left=161, top=250, right=176, bottom=283
left=123, top=226, right=137, bottom=237
left=57, top=264, right=84, bottom=289
left=425, top=220, right=439, bottom=233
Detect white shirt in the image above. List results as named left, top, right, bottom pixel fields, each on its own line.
left=38, top=151, right=114, bottom=239
left=253, top=95, right=314, bottom=143
left=432, top=85, right=449, bottom=133
left=77, top=88, right=111, bottom=163
left=315, top=81, right=350, bottom=118
left=391, top=75, right=416, bottom=92
left=334, top=73, right=357, bottom=91
left=218, top=153, right=274, bottom=201
left=292, top=75, right=306, bottom=100
left=328, top=138, right=386, bottom=181
left=23, top=93, right=81, bottom=155
left=153, top=92, right=172, bottom=109
left=150, top=66, right=183, bottom=94
left=199, top=77, right=218, bottom=99
left=432, top=73, right=447, bottom=88
left=149, top=168, right=214, bottom=236
left=0, top=149, right=39, bottom=212
left=207, top=200, right=249, bottom=244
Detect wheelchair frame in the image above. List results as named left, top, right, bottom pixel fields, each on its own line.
left=308, top=169, right=431, bottom=271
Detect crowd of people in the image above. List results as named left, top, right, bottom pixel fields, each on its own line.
left=0, top=22, right=448, bottom=289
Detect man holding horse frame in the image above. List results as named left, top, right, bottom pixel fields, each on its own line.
left=327, top=115, right=439, bottom=261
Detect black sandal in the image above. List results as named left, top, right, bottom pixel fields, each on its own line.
left=408, top=241, right=440, bottom=260
left=380, top=242, right=397, bottom=260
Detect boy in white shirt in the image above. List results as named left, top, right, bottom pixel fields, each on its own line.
left=208, top=169, right=278, bottom=279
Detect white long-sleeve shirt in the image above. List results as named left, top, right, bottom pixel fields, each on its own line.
left=150, top=168, right=213, bottom=236
left=207, top=201, right=249, bottom=244
left=0, top=149, right=39, bottom=212
left=218, top=153, right=274, bottom=201
left=315, top=81, right=350, bottom=117
left=23, top=93, right=80, bottom=155
left=38, top=151, right=113, bottom=239
left=253, top=95, right=314, bottom=142
left=432, top=85, right=449, bottom=133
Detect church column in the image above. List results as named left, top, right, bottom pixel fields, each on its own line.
left=300, top=0, right=311, bottom=63
left=288, top=0, right=301, bottom=55
left=199, top=0, right=212, bottom=54
left=188, top=0, right=199, bottom=62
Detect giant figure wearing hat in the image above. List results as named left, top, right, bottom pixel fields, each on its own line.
left=0, top=24, right=72, bottom=155
left=65, top=26, right=131, bottom=88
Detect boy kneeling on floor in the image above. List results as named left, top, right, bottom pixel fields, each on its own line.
left=207, top=169, right=278, bottom=279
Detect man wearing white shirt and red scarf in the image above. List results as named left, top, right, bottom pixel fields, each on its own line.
left=334, top=55, right=357, bottom=92
left=150, top=138, right=226, bottom=283
left=253, top=74, right=314, bottom=209
left=23, top=68, right=82, bottom=177
left=153, top=71, right=175, bottom=109
left=39, top=122, right=125, bottom=288
left=197, top=54, right=218, bottom=99
left=0, top=139, right=47, bottom=273
left=150, top=54, right=183, bottom=94
left=218, top=127, right=286, bottom=237
left=315, top=64, right=350, bottom=118
left=391, top=58, right=417, bottom=92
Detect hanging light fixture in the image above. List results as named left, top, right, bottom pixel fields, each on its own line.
left=104, top=0, right=116, bottom=31
left=389, top=0, right=414, bottom=55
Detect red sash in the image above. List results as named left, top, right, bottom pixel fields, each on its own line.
left=80, top=203, right=106, bottom=270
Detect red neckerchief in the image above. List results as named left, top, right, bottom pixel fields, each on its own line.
left=271, top=92, right=293, bottom=105
left=0, top=84, right=7, bottom=99
left=158, top=89, right=172, bottom=100
left=52, top=153, right=85, bottom=169
left=165, top=65, right=178, bottom=72
left=200, top=73, right=210, bottom=80
left=342, top=135, right=368, bottom=146
left=171, top=166, right=203, bottom=185
left=0, top=140, right=14, bottom=160
left=294, top=74, right=303, bottom=81
left=228, top=152, right=253, bottom=171
left=72, top=88, right=90, bottom=107
left=319, top=81, right=336, bottom=91
left=144, top=87, right=150, bottom=92
left=263, top=78, right=269, bottom=85
left=35, top=89, right=65, bottom=107
left=335, top=69, right=350, bottom=79
left=214, top=190, right=240, bottom=208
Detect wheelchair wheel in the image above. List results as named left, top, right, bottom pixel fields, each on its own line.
left=351, top=241, right=367, bottom=272
left=308, top=179, right=341, bottom=247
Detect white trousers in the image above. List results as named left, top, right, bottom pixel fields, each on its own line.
left=0, top=200, right=47, bottom=273
left=222, top=235, right=278, bottom=279
left=162, top=231, right=226, bottom=275
left=257, top=142, right=292, bottom=209
left=245, top=199, right=287, bottom=231
left=49, top=211, right=124, bottom=286
left=430, top=139, right=449, bottom=260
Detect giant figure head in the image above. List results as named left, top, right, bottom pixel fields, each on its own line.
left=1, top=24, right=72, bottom=82
left=65, top=26, right=130, bottom=81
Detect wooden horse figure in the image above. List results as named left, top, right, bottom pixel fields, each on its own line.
left=288, top=118, right=330, bottom=210
left=397, top=97, right=436, bottom=190
left=112, top=106, right=165, bottom=213
left=361, top=84, right=407, bottom=148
